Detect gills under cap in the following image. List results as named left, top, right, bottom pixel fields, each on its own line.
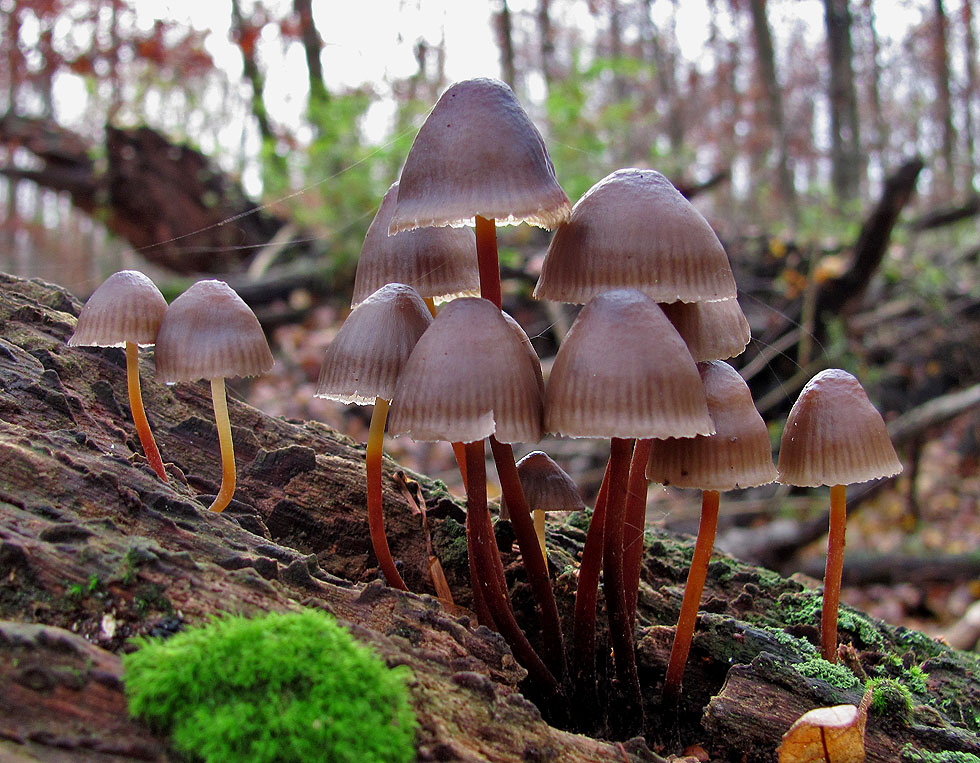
left=155, top=280, right=273, bottom=383
left=69, top=270, right=167, bottom=348
left=389, top=78, right=571, bottom=234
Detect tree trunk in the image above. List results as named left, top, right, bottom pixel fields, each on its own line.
left=933, top=0, right=957, bottom=197
left=495, top=0, right=518, bottom=91
left=824, top=0, right=863, bottom=204
left=962, top=0, right=978, bottom=190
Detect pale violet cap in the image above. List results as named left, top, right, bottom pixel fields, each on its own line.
left=68, top=270, right=167, bottom=348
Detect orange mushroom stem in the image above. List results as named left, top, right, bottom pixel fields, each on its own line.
left=208, top=378, right=237, bottom=514
left=125, top=340, right=167, bottom=482
left=822, top=483, right=848, bottom=662
left=662, top=488, right=721, bottom=705
left=366, top=397, right=408, bottom=591
left=623, top=437, right=654, bottom=629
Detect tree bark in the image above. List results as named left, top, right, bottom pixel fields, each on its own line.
left=823, top=0, right=863, bottom=204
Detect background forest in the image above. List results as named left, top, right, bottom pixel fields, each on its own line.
left=2, top=0, right=980, bottom=650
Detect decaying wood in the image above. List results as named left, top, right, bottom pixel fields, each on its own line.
left=3, top=273, right=980, bottom=762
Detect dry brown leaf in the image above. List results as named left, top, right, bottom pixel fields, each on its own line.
left=777, top=688, right=872, bottom=762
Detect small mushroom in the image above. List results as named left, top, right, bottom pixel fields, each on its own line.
left=68, top=270, right=169, bottom=482
left=777, top=369, right=902, bottom=662
left=154, top=280, right=273, bottom=513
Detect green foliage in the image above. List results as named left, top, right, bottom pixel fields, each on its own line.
left=792, top=657, right=859, bottom=690
left=123, top=609, right=417, bottom=763
left=867, top=677, right=913, bottom=721
left=901, top=747, right=980, bottom=763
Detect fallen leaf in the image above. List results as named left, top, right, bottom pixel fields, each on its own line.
left=777, top=688, right=872, bottom=762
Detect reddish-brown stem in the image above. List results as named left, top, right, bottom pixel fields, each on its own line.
left=451, top=441, right=469, bottom=489
left=822, top=484, right=848, bottom=663
left=623, top=438, right=653, bottom=630
left=365, top=398, right=408, bottom=590
left=465, top=440, right=559, bottom=696
left=125, top=341, right=167, bottom=482
left=602, top=437, right=641, bottom=702
left=573, top=459, right=611, bottom=699
left=490, top=436, right=567, bottom=682
left=662, top=489, right=721, bottom=706
left=475, top=215, right=502, bottom=310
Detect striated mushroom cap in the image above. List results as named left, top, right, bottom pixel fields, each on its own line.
left=389, top=78, right=571, bottom=233
left=68, top=270, right=167, bottom=348
left=512, top=450, right=585, bottom=512
left=545, top=289, right=714, bottom=439
left=661, top=298, right=751, bottom=362
left=777, top=369, right=902, bottom=487
left=388, top=297, right=543, bottom=444
left=352, top=182, right=479, bottom=306
left=646, top=360, right=777, bottom=490
left=533, top=168, right=737, bottom=305
left=155, top=280, right=273, bottom=383
left=316, top=283, right=433, bottom=405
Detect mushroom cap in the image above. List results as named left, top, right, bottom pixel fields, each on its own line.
left=68, top=270, right=168, bottom=348
left=646, top=360, right=777, bottom=490
left=388, top=78, right=571, bottom=233
left=512, top=450, right=586, bottom=513
left=387, top=297, right=543, bottom=444
left=777, top=368, right=902, bottom=487
left=532, top=168, right=737, bottom=304
left=545, top=289, right=714, bottom=439
left=316, top=283, right=433, bottom=405
left=155, top=280, right=274, bottom=383
left=661, top=298, right=751, bottom=362
left=352, top=182, right=479, bottom=306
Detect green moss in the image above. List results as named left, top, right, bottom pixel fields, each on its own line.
left=868, top=678, right=913, bottom=722
left=792, top=657, right=859, bottom=690
left=777, top=592, right=884, bottom=649
left=901, top=746, right=980, bottom=762
left=433, top=517, right=468, bottom=568
left=123, top=610, right=417, bottom=763
left=905, top=664, right=930, bottom=694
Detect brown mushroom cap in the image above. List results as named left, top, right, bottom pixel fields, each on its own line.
left=646, top=360, right=777, bottom=490
left=514, top=450, right=586, bottom=513
left=777, top=368, right=902, bottom=487
left=545, top=289, right=714, bottom=439
left=316, top=283, right=433, bottom=405
left=532, top=168, right=737, bottom=305
left=388, top=78, right=571, bottom=234
left=660, top=298, right=751, bottom=362
left=387, top=297, right=543, bottom=444
left=68, top=270, right=167, bottom=348
left=352, top=182, right=480, bottom=306
left=155, top=280, right=274, bottom=383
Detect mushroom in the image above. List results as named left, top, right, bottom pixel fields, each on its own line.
left=154, top=280, right=274, bottom=513
left=645, top=360, right=777, bottom=704
left=660, top=298, right=751, bottom=362
left=68, top=270, right=169, bottom=482
left=545, top=289, right=713, bottom=710
left=777, top=369, right=902, bottom=662
left=315, top=283, right=433, bottom=591
left=388, top=297, right=562, bottom=695
left=500, top=450, right=586, bottom=565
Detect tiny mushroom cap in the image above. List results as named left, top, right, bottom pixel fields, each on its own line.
left=388, top=77, right=571, bottom=234
left=777, top=368, right=902, bottom=488
left=352, top=182, right=479, bottom=307
left=387, top=297, right=543, bottom=444
left=660, top=298, right=751, bottom=362
left=501, top=451, right=586, bottom=520
left=155, top=280, right=273, bottom=382
left=315, top=283, right=433, bottom=405
left=545, top=289, right=714, bottom=440
left=646, top=360, right=777, bottom=490
left=69, top=270, right=168, bottom=347
left=533, top=168, right=737, bottom=305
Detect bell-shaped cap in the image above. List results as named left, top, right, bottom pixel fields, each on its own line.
left=777, top=369, right=902, bottom=487
left=545, top=289, right=714, bottom=439
left=388, top=78, right=571, bottom=233
left=68, top=270, right=167, bottom=348
left=646, top=361, right=777, bottom=490
left=316, top=283, right=433, bottom=405
left=155, top=280, right=274, bottom=383
left=352, top=182, right=479, bottom=306
left=388, top=298, right=543, bottom=444
left=533, top=168, right=737, bottom=304
left=515, top=451, right=585, bottom=512
left=661, top=298, right=751, bottom=362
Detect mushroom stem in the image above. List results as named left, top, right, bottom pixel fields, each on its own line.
left=822, top=483, right=848, bottom=663
left=125, top=340, right=167, bottom=482
left=490, top=436, right=567, bottom=682
left=602, top=437, right=642, bottom=707
left=623, top=437, right=653, bottom=629
left=475, top=215, right=502, bottom=310
left=451, top=441, right=469, bottom=488
left=208, top=377, right=237, bottom=513
left=465, top=440, right=559, bottom=696
left=662, top=488, right=721, bottom=706
left=573, top=459, right=611, bottom=697
left=366, top=397, right=408, bottom=590
left=533, top=510, right=546, bottom=563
